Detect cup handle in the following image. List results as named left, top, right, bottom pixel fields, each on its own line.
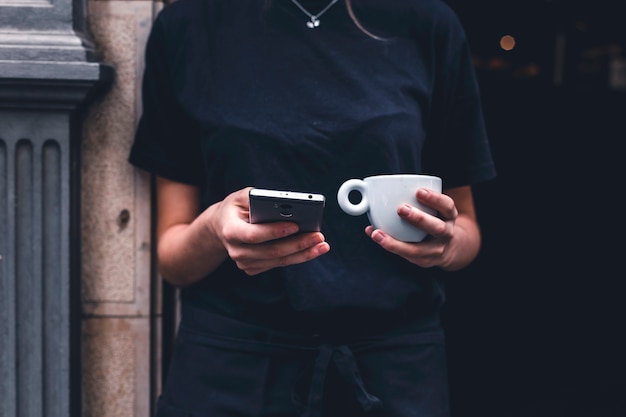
left=337, top=179, right=369, bottom=216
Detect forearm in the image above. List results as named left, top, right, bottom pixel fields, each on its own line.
left=157, top=204, right=228, bottom=287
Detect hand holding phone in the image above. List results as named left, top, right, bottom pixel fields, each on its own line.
left=248, top=188, right=326, bottom=232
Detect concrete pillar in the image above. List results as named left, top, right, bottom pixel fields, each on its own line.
left=0, top=0, right=111, bottom=416
left=80, top=1, right=161, bottom=416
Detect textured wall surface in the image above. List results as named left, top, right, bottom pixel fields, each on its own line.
left=81, top=1, right=159, bottom=416
left=82, top=2, right=147, bottom=305
left=82, top=318, right=153, bottom=417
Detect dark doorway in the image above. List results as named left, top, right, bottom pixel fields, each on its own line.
left=441, top=1, right=626, bottom=416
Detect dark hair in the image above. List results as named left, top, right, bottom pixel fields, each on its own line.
left=345, top=0, right=385, bottom=40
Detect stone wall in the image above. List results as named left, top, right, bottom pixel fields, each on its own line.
left=81, top=1, right=162, bottom=415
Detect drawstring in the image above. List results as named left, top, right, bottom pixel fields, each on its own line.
left=293, top=344, right=382, bottom=417
left=332, top=345, right=382, bottom=413
left=295, top=344, right=333, bottom=417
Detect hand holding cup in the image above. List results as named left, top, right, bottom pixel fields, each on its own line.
left=337, top=174, right=442, bottom=242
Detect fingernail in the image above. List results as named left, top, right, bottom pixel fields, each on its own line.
left=417, top=189, right=430, bottom=198
left=311, top=234, right=324, bottom=245
left=398, top=204, right=411, bottom=216
left=318, top=242, right=330, bottom=254
left=372, top=230, right=385, bottom=243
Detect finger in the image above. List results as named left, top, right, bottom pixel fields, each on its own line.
left=368, top=229, right=420, bottom=260
left=368, top=228, right=443, bottom=268
left=416, top=188, right=457, bottom=220
left=243, top=241, right=331, bottom=276
left=229, top=232, right=326, bottom=268
left=397, top=204, right=447, bottom=238
left=253, top=232, right=327, bottom=261
left=237, top=221, right=301, bottom=244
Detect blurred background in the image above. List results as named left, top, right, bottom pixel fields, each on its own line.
left=440, top=0, right=626, bottom=416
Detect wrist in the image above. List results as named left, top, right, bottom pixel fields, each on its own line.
left=197, top=202, right=228, bottom=257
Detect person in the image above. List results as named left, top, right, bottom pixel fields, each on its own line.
left=129, top=0, right=496, bottom=416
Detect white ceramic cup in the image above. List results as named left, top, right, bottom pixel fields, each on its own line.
left=337, top=174, right=442, bottom=242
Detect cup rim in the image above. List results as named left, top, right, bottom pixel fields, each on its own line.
left=364, top=174, right=440, bottom=180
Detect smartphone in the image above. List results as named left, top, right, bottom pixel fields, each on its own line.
left=248, top=188, right=326, bottom=232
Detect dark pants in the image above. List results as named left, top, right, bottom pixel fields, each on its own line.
left=156, top=304, right=450, bottom=417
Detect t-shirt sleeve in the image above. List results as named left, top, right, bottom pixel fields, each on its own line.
left=422, top=13, right=497, bottom=189
left=128, top=15, right=205, bottom=186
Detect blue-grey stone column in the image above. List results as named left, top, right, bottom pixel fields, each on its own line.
left=0, top=0, right=112, bottom=415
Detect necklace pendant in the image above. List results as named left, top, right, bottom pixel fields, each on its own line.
left=306, top=17, right=320, bottom=28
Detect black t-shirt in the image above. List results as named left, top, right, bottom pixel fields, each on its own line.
left=129, top=0, right=496, bottom=334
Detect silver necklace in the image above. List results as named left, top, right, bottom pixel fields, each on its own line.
left=289, top=0, right=339, bottom=28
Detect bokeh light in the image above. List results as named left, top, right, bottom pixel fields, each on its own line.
left=500, top=35, right=516, bottom=51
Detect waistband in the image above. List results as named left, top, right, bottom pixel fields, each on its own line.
left=179, top=303, right=444, bottom=352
